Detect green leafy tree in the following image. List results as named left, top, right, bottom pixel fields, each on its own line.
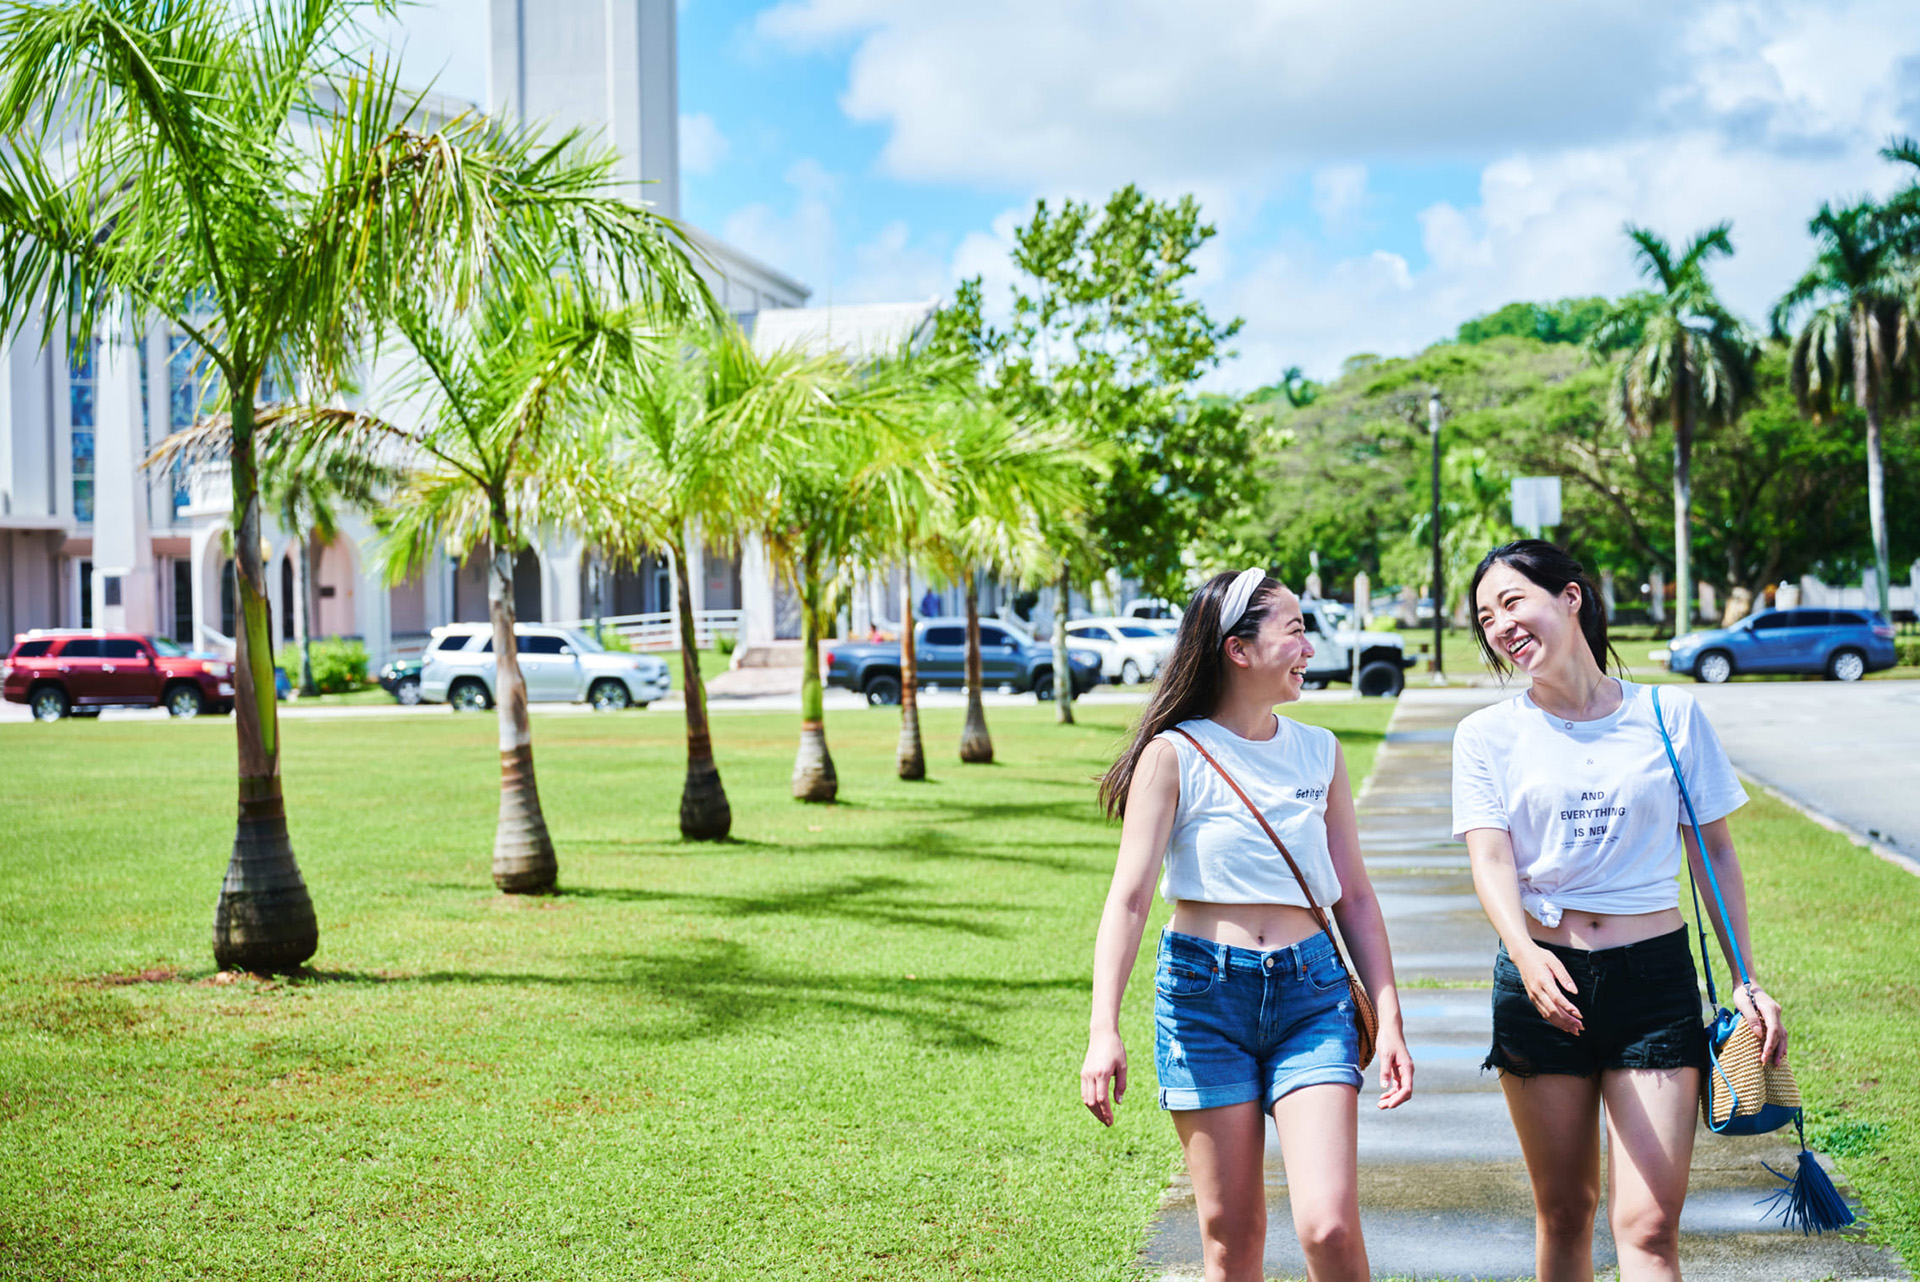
left=0, top=0, right=690, bottom=969
left=1588, top=225, right=1756, bottom=635
left=935, top=186, right=1250, bottom=599
left=1457, top=297, right=1610, bottom=347
left=1772, top=197, right=1919, bottom=617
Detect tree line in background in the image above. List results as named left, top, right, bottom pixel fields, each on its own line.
left=1233, top=142, right=1920, bottom=626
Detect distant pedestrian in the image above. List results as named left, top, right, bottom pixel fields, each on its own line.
left=1454, top=539, right=1786, bottom=1282
left=1083, top=568, right=1413, bottom=1282
left=920, top=586, right=940, bottom=620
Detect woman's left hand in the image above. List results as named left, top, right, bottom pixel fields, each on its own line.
left=1374, top=1027, right=1414, bottom=1110
left=1733, top=982, right=1788, bottom=1065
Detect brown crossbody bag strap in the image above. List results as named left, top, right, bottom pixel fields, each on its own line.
left=1170, top=726, right=1378, bottom=1067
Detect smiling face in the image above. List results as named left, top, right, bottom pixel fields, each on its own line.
left=1223, top=586, right=1314, bottom=703
left=1474, top=563, right=1585, bottom=676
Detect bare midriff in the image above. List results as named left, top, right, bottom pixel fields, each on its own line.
left=1169, top=901, right=1323, bottom=952
left=1530, top=906, right=1685, bottom=952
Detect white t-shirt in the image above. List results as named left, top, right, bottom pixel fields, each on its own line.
left=1451, top=680, right=1747, bottom=927
left=1154, top=714, right=1343, bottom=908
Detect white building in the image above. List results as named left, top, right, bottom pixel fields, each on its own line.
left=0, top=1, right=895, bottom=662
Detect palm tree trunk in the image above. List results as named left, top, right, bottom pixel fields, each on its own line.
left=792, top=568, right=838, bottom=802
left=897, top=562, right=925, bottom=780
left=1672, top=369, right=1695, bottom=639
left=1052, top=565, right=1075, bottom=725
left=293, top=521, right=316, bottom=697
left=673, top=541, right=731, bottom=839
left=1857, top=306, right=1892, bottom=617
left=959, top=572, right=993, bottom=763
left=212, top=397, right=317, bottom=974
left=488, top=538, right=556, bottom=893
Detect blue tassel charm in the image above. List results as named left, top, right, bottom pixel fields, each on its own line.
left=1758, top=1118, right=1856, bottom=1235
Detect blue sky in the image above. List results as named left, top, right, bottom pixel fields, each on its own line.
left=384, top=1, right=1920, bottom=391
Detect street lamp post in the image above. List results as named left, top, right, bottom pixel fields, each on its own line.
left=1429, top=388, right=1444, bottom=681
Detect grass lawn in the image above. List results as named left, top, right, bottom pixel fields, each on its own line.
left=0, top=699, right=1388, bottom=1281
left=1732, top=790, right=1920, bottom=1265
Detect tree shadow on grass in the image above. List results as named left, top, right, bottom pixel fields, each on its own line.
left=305, top=938, right=1080, bottom=1050
left=560, top=874, right=1013, bottom=938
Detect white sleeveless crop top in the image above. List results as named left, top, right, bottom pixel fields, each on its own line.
left=1153, top=715, right=1343, bottom=908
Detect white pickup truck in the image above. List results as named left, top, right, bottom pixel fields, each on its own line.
left=1123, top=596, right=1414, bottom=697
left=1298, top=602, right=1415, bottom=697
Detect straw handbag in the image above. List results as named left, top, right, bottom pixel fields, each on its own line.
left=1651, top=687, right=1850, bottom=1234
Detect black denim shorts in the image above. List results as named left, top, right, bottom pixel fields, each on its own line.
left=1486, top=926, right=1709, bottom=1077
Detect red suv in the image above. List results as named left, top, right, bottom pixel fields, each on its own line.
left=4, top=631, right=236, bottom=720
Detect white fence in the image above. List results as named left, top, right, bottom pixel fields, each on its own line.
left=1798, top=573, right=1917, bottom=614
left=557, top=609, right=745, bottom=651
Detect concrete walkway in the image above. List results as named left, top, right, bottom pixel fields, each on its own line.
left=1144, top=687, right=1905, bottom=1281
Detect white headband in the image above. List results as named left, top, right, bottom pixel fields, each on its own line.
left=1219, top=566, right=1269, bottom=636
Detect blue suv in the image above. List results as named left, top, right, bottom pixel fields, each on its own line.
left=1666, top=607, right=1897, bottom=683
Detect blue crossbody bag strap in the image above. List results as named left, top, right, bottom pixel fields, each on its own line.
left=1650, top=686, right=1751, bottom=1006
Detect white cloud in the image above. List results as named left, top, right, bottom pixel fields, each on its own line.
left=679, top=113, right=731, bottom=175
left=754, top=0, right=1920, bottom=389
left=1311, top=165, right=1369, bottom=232
left=721, top=161, right=956, bottom=305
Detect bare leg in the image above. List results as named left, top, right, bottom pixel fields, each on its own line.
left=1172, top=1101, right=1270, bottom=1282
left=1501, top=1072, right=1604, bottom=1282
left=1602, top=1067, right=1699, bottom=1282
left=1271, top=1083, right=1368, bottom=1282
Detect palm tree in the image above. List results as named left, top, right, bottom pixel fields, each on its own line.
left=1772, top=199, right=1918, bottom=618
left=356, top=266, right=692, bottom=892
left=0, top=0, right=697, bottom=969
left=1587, top=225, right=1755, bottom=637
left=755, top=350, right=936, bottom=802
left=590, top=322, right=835, bottom=835
left=924, top=405, right=1094, bottom=763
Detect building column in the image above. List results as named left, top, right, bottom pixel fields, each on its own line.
left=683, top=519, right=706, bottom=617
left=188, top=520, right=223, bottom=651
left=340, top=512, right=390, bottom=668
left=739, top=531, right=776, bottom=646
left=90, top=307, right=157, bottom=634
left=546, top=536, right=585, bottom=624
left=1648, top=566, right=1665, bottom=624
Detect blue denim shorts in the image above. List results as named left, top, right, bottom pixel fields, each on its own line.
left=1154, top=927, right=1364, bottom=1112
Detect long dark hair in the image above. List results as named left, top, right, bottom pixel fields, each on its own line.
left=1098, top=570, right=1283, bottom=818
left=1467, top=540, right=1622, bottom=677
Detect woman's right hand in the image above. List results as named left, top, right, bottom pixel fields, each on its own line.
left=1517, top=944, right=1584, bottom=1035
left=1081, top=1029, right=1128, bottom=1126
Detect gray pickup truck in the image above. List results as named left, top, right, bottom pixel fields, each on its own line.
left=1298, top=602, right=1416, bottom=697
left=824, top=617, right=1105, bottom=705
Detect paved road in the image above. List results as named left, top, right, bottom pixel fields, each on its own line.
left=1688, top=679, right=1920, bottom=862
left=1145, top=688, right=1904, bottom=1282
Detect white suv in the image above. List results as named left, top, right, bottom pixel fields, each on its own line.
left=1064, top=618, right=1176, bottom=684
left=418, top=624, right=672, bottom=711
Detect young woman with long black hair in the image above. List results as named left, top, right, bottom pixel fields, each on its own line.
left=1082, top=568, right=1413, bottom=1282
left=1455, top=540, right=1787, bottom=1282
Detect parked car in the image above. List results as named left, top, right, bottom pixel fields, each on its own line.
left=417, top=623, right=671, bottom=710
left=378, top=656, right=424, bottom=705
left=1665, top=607, right=1897, bottom=683
left=1297, top=601, right=1416, bottom=697
left=1122, top=597, right=1184, bottom=621
left=824, top=617, right=1103, bottom=705
left=1064, top=617, right=1176, bottom=684
left=3, top=630, right=236, bottom=720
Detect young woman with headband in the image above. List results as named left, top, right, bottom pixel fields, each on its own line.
left=1082, top=568, right=1413, bottom=1282
left=1454, top=540, right=1786, bottom=1281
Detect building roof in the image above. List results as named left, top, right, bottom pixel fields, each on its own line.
left=750, top=300, right=940, bottom=363
left=682, top=226, right=812, bottom=306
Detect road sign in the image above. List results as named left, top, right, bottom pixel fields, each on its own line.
left=1510, top=476, right=1562, bottom=536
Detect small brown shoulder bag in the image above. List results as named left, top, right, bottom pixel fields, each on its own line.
left=1170, top=727, right=1378, bottom=1068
